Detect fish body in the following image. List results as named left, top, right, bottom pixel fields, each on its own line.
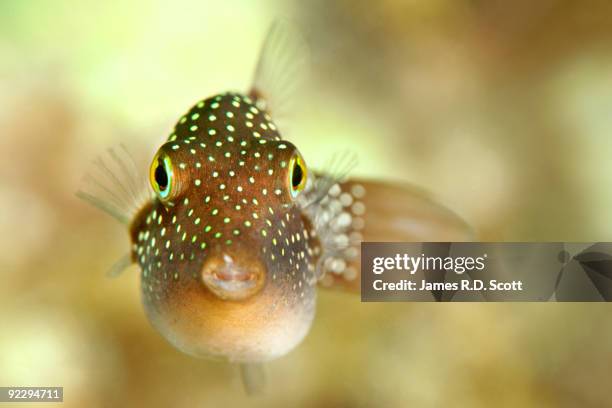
left=78, top=22, right=473, bottom=391
left=131, top=92, right=319, bottom=361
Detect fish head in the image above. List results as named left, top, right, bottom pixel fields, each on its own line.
left=130, top=93, right=318, bottom=362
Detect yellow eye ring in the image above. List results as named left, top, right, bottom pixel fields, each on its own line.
left=150, top=151, right=174, bottom=201
left=288, top=154, right=307, bottom=198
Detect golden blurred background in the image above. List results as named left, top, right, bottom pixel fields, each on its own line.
left=2, top=0, right=612, bottom=406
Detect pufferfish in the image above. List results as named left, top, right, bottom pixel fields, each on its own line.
left=78, top=23, right=472, bottom=392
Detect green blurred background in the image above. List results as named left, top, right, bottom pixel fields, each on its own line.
left=2, top=1, right=612, bottom=406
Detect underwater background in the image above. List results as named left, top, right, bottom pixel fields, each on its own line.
left=2, top=0, right=612, bottom=406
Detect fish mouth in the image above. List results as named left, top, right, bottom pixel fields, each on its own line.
left=200, top=253, right=266, bottom=301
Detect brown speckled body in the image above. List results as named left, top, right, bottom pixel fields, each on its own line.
left=130, top=93, right=320, bottom=362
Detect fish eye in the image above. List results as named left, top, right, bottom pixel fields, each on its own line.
left=288, top=153, right=307, bottom=198
left=150, top=151, right=174, bottom=201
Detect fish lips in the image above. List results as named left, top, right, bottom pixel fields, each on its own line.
left=200, top=252, right=266, bottom=301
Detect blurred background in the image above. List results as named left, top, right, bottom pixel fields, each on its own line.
left=2, top=0, right=612, bottom=406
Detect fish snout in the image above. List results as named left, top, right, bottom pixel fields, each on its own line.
left=200, top=250, right=266, bottom=301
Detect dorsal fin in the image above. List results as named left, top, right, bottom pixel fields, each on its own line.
left=249, top=20, right=309, bottom=132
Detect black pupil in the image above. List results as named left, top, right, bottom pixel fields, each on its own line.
left=292, top=163, right=303, bottom=188
left=154, top=163, right=168, bottom=190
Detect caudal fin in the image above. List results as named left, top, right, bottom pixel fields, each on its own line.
left=315, top=179, right=475, bottom=293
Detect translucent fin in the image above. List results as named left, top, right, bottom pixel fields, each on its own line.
left=298, top=152, right=358, bottom=284
left=239, top=363, right=265, bottom=395
left=309, top=178, right=475, bottom=293
left=299, top=150, right=357, bottom=210
left=76, top=144, right=151, bottom=225
left=106, top=253, right=133, bottom=278
left=249, top=20, right=309, bottom=132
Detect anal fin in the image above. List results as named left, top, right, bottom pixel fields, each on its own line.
left=239, top=363, right=266, bottom=395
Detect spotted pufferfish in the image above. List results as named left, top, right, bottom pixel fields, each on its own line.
left=78, top=23, right=472, bottom=392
